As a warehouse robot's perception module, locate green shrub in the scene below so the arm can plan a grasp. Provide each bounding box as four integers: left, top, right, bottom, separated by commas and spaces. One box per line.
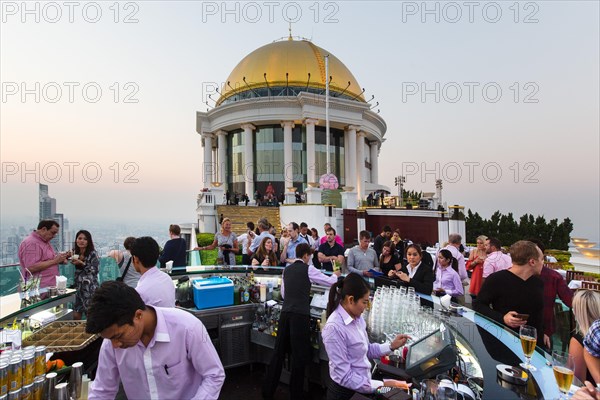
197, 233, 215, 247
196, 233, 244, 265
200, 249, 218, 265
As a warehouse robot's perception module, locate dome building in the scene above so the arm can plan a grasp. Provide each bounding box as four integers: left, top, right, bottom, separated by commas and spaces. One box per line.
196, 36, 387, 204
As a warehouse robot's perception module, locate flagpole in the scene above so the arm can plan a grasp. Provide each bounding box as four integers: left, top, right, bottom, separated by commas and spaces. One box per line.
325, 55, 330, 175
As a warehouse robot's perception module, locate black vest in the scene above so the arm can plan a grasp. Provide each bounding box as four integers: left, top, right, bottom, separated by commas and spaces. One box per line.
282, 261, 311, 315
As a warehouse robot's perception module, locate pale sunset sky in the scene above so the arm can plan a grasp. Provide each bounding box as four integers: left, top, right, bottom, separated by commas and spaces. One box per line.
1, 1, 598, 241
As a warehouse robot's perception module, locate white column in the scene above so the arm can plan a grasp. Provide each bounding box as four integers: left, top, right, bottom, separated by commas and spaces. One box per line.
345, 125, 358, 191
282, 121, 296, 204
369, 141, 379, 185
344, 129, 350, 186
202, 133, 214, 187
356, 131, 366, 202
305, 118, 318, 184
216, 130, 227, 187
241, 123, 255, 202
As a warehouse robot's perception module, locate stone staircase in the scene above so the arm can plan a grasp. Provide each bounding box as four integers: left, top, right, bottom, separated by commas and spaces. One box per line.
216, 205, 282, 236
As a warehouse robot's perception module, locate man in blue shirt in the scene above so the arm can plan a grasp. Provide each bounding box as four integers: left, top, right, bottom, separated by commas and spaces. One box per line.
280, 222, 307, 266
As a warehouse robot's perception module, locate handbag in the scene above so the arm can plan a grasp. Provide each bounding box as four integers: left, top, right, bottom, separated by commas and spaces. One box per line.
116, 256, 132, 282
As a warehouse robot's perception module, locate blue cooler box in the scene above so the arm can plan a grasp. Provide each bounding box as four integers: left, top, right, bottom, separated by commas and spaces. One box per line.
193, 277, 234, 309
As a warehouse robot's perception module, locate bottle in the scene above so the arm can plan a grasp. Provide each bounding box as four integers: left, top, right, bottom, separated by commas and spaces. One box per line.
233, 281, 240, 305
242, 285, 250, 304
313, 319, 321, 349
237, 286, 243, 304
21, 317, 32, 341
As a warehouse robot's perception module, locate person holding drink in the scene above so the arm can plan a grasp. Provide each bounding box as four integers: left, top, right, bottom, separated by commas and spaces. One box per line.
474, 240, 545, 347
318, 227, 346, 272
18, 220, 71, 289
251, 237, 278, 270
71, 230, 100, 320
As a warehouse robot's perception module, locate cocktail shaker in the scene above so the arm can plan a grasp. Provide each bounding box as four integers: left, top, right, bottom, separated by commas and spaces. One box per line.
69, 362, 83, 399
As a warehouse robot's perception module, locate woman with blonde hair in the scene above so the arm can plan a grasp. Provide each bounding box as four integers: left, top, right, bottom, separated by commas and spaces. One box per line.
196, 217, 239, 265
570, 289, 600, 386
468, 235, 488, 299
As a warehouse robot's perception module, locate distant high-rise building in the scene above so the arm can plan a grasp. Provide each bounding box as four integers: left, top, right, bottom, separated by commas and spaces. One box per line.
39, 184, 65, 251
39, 184, 56, 220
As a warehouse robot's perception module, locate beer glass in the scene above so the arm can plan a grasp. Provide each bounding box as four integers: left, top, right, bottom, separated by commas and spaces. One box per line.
519, 325, 537, 371
552, 351, 575, 399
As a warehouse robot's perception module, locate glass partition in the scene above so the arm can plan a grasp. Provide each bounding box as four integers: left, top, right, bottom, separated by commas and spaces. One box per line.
0, 258, 121, 297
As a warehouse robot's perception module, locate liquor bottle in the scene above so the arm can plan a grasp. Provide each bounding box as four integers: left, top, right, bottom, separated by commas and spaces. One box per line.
21, 317, 33, 340
233, 280, 241, 305
242, 285, 250, 304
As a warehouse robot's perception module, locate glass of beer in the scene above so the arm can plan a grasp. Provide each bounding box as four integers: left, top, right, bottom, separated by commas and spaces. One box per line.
519, 325, 537, 371
552, 351, 575, 398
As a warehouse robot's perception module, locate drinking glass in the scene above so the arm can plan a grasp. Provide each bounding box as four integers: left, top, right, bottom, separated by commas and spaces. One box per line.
519, 325, 537, 371
552, 351, 575, 399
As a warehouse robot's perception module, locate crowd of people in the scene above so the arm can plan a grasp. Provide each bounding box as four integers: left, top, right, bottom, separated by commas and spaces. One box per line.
16, 218, 600, 399
224, 183, 309, 207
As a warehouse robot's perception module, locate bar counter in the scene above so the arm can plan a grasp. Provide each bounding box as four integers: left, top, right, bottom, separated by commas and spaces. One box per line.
0, 266, 569, 399
169, 266, 567, 399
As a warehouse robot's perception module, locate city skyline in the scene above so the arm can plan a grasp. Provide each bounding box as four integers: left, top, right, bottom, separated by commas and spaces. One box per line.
1, 2, 598, 242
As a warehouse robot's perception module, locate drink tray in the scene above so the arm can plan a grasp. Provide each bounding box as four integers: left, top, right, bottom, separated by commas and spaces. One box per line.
22, 321, 99, 352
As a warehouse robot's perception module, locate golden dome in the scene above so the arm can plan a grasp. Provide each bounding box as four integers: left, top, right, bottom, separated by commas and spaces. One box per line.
217, 38, 365, 105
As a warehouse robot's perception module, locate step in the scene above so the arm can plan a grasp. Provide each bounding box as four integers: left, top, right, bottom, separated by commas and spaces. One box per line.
217, 205, 282, 236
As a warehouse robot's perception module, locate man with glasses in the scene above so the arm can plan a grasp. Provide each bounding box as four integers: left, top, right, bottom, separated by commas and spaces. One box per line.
18, 219, 69, 289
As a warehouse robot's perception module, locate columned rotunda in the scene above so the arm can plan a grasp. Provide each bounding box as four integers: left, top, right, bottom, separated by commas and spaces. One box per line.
196, 36, 387, 203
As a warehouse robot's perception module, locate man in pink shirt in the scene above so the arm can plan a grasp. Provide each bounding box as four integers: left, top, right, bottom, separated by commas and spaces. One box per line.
481, 237, 512, 285
319, 223, 344, 246
86, 281, 225, 399
18, 220, 69, 288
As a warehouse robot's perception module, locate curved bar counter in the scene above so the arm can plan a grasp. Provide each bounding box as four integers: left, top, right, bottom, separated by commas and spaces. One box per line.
0, 263, 568, 399
168, 266, 564, 399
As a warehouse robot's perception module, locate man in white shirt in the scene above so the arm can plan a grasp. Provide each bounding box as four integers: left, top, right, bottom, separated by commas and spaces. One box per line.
298, 222, 315, 247
238, 221, 256, 265
132, 237, 175, 308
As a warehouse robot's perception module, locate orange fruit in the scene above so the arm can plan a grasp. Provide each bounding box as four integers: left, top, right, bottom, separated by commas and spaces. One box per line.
46, 360, 56, 372
45, 359, 65, 372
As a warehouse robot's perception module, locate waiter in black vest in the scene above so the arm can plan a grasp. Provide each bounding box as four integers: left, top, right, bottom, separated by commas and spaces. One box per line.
262, 243, 340, 400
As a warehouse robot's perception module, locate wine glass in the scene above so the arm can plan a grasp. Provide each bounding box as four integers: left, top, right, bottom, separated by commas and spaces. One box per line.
552, 351, 575, 399
519, 325, 537, 371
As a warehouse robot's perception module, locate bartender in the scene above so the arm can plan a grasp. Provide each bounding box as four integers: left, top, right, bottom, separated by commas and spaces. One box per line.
18, 220, 70, 288
388, 244, 434, 295
262, 243, 340, 400
433, 249, 464, 303
322, 273, 411, 400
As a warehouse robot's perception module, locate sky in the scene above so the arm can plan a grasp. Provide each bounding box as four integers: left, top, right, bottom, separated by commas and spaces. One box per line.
1, 1, 599, 242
